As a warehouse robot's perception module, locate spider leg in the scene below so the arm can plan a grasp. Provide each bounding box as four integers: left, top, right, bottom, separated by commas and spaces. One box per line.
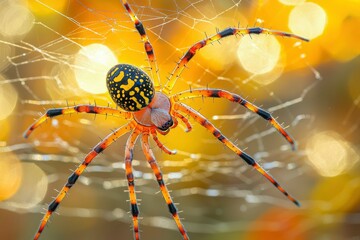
33, 123, 133, 240
122, 0, 161, 90
171, 88, 295, 149
24, 104, 131, 138
172, 110, 193, 133
174, 102, 300, 207
141, 133, 189, 240
150, 128, 177, 155
172, 115, 179, 129
124, 129, 141, 240
163, 27, 309, 94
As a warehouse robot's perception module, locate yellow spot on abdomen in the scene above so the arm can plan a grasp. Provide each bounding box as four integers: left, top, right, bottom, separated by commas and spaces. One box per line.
130, 97, 143, 109
121, 79, 135, 91
140, 92, 149, 105
114, 71, 125, 82
110, 67, 119, 77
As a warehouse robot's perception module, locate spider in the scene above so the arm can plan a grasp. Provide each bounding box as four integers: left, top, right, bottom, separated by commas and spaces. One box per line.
24, 1, 309, 239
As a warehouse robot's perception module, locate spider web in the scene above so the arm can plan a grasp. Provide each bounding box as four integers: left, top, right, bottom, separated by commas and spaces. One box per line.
1, 0, 359, 240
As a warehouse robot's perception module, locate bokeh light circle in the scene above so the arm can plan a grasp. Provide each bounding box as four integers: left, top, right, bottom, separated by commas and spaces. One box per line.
305, 131, 359, 177
0, 153, 22, 201
0, 76, 18, 120
237, 34, 281, 74
0, 3, 34, 38
74, 44, 118, 94
7, 163, 48, 209
289, 2, 327, 39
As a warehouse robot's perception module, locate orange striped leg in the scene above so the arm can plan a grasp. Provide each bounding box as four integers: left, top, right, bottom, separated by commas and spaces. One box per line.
150, 129, 177, 155
33, 123, 133, 240
124, 130, 141, 240
122, 0, 161, 90
171, 89, 296, 149
163, 27, 309, 94
172, 110, 192, 133
174, 103, 300, 207
24, 105, 131, 138
172, 115, 179, 129
141, 134, 189, 240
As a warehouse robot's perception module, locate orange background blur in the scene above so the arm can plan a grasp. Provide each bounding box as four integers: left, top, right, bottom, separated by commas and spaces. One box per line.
0, 0, 359, 239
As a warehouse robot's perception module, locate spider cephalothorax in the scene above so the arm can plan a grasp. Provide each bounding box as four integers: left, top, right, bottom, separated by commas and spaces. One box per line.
25, 1, 309, 240
132, 91, 174, 132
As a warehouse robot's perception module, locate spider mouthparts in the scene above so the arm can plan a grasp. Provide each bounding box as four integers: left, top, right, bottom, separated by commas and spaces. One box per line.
157, 119, 174, 131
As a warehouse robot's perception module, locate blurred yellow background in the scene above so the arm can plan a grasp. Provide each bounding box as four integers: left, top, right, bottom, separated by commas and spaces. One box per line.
0, 0, 359, 239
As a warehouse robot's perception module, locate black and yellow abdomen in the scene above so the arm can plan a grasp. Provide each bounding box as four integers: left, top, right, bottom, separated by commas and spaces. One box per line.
107, 64, 155, 111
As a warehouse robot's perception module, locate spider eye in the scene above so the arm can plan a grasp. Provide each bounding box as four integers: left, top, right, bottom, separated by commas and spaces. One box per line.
106, 64, 155, 111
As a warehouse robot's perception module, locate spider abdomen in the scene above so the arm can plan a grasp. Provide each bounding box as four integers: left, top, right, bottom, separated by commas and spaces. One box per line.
107, 64, 155, 111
